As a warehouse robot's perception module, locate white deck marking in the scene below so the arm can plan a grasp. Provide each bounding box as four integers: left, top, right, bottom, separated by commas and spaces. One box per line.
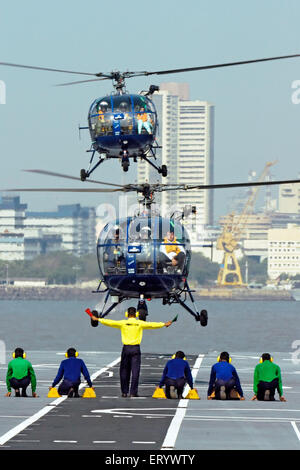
132, 441, 156, 444
185, 415, 300, 422
113, 415, 133, 418
101, 396, 120, 399
291, 421, 300, 442
161, 354, 204, 450
53, 440, 77, 443
0, 356, 121, 446
91, 407, 176, 417
93, 440, 116, 444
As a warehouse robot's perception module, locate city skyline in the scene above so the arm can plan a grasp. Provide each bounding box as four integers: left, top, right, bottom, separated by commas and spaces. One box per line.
1, 1, 300, 220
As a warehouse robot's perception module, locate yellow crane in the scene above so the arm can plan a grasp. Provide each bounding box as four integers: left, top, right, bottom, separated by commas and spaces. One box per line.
216, 161, 277, 286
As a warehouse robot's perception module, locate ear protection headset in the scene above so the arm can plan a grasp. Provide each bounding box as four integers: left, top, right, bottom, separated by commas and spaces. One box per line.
172, 354, 186, 360
65, 349, 79, 358
125, 310, 139, 318
13, 350, 26, 359
259, 355, 273, 363
217, 354, 232, 363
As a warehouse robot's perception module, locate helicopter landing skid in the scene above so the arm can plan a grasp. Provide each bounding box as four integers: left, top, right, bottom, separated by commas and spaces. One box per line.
173, 293, 208, 326
90, 281, 206, 326
140, 154, 167, 177
81, 150, 106, 181
164, 281, 208, 326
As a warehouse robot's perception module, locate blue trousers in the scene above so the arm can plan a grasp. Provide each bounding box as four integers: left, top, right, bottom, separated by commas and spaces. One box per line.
120, 345, 141, 395
10, 376, 30, 396
257, 378, 279, 401
164, 377, 186, 398
214, 378, 236, 399
58, 379, 80, 396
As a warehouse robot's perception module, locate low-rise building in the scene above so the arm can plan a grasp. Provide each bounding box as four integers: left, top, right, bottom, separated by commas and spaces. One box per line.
26, 204, 96, 256
0, 195, 96, 260
268, 225, 300, 279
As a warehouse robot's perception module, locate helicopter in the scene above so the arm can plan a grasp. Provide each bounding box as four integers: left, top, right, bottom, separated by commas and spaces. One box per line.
2, 54, 300, 324
4, 168, 300, 325
1, 54, 300, 180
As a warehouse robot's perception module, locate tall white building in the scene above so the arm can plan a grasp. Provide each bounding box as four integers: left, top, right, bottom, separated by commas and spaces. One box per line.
138, 84, 214, 233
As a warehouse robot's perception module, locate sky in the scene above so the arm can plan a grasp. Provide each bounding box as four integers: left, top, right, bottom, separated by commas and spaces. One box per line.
1, 0, 300, 222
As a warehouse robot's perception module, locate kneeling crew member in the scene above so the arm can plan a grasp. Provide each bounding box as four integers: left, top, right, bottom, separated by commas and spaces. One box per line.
251, 353, 286, 402
91, 307, 173, 398
51, 348, 93, 397
207, 351, 244, 400
158, 351, 193, 399
6, 348, 37, 397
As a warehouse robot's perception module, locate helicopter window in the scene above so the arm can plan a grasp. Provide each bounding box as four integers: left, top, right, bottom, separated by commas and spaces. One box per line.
156, 231, 187, 275
113, 96, 132, 113
90, 98, 113, 137
132, 96, 156, 135
154, 220, 189, 275
110, 96, 134, 135
128, 219, 153, 241
128, 219, 154, 274
97, 224, 126, 275
132, 95, 153, 112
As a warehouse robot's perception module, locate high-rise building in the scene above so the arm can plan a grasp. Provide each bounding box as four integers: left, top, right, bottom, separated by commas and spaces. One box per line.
137, 84, 214, 232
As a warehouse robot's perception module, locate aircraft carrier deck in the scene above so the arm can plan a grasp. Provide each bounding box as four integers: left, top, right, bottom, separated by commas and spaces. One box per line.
0, 349, 298, 453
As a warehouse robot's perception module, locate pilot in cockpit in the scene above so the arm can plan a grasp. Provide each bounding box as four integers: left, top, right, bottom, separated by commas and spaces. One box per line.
159, 230, 186, 273
96, 101, 109, 135
103, 227, 125, 273
137, 226, 152, 273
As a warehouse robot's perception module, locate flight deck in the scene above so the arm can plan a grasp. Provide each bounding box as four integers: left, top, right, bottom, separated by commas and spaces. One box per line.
0, 350, 298, 451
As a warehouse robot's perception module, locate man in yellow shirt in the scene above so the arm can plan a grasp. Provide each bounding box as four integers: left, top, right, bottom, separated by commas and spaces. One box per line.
90, 307, 173, 397
159, 230, 186, 272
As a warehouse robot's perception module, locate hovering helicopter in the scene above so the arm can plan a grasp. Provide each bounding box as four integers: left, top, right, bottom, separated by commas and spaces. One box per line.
1, 53, 300, 180
5, 169, 300, 325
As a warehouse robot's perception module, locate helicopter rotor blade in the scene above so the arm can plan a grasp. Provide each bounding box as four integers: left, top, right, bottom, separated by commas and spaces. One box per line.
2, 54, 300, 88
0, 62, 97, 76
158, 178, 300, 192
23, 169, 125, 188
55, 77, 111, 87
130, 54, 300, 77
4, 178, 300, 197
1, 187, 123, 193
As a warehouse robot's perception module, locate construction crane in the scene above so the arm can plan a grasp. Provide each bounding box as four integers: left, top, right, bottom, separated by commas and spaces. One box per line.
216, 161, 277, 286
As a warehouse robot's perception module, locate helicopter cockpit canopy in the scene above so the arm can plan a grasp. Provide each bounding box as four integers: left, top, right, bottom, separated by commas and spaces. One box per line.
97, 216, 191, 278
88, 94, 157, 153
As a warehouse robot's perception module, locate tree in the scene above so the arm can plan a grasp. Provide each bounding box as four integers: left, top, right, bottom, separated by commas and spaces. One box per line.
0, 252, 99, 285
239, 256, 268, 284
189, 252, 219, 285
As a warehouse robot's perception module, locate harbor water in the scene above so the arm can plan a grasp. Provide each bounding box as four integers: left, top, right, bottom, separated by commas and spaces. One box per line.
0, 298, 298, 355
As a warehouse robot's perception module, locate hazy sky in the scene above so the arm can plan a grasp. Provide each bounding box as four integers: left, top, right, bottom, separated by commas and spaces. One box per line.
1, 0, 300, 221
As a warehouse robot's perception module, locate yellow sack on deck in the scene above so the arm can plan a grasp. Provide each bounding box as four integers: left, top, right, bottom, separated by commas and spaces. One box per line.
152, 387, 166, 399
48, 387, 61, 398
82, 387, 96, 398
185, 388, 200, 399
